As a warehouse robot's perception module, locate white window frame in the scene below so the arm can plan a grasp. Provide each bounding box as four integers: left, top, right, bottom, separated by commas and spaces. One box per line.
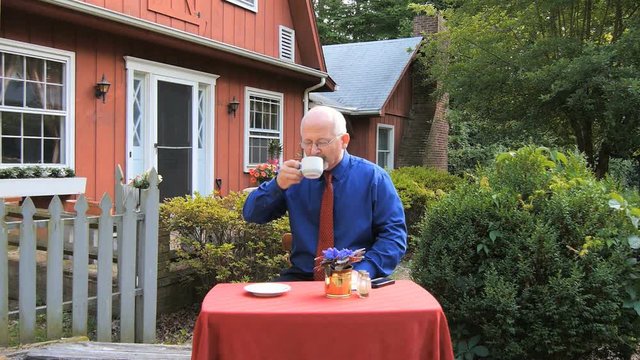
279, 26, 295, 62
243, 87, 283, 172
225, 0, 258, 13
376, 124, 395, 170
0, 38, 75, 169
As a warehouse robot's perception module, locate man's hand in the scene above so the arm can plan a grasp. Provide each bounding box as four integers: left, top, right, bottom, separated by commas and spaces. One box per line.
276, 159, 304, 190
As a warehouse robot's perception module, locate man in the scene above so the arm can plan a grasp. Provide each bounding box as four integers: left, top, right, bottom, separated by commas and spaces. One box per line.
243, 105, 407, 281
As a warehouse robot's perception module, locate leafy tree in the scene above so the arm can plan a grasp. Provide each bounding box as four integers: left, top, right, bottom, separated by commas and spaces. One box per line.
313, 0, 414, 44
313, 0, 352, 45
424, 0, 640, 178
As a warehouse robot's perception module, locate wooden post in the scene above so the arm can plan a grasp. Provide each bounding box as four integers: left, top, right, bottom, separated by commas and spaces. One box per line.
120, 192, 137, 343
46, 196, 64, 340
138, 168, 159, 343
0, 200, 8, 346
97, 194, 114, 342
72, 196, 89, 337
19, 198, 36, 343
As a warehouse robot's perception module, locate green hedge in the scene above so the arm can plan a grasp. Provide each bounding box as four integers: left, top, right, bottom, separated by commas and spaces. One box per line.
390, 166, 463, 257
160, 192, 290, 297
412, 146, 640, 359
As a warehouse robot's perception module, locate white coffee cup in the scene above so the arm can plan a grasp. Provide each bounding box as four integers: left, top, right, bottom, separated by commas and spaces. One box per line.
300, 156, 325, 179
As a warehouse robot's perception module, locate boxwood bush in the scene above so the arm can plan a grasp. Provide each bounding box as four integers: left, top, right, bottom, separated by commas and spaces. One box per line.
160, 192, 290, 297
412, 146, 640, 359
390, 166, 463, 257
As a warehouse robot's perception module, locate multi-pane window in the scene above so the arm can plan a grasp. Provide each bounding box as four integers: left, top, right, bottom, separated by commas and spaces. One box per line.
377, 125, 394, 170
245, 88, 283, 168
0, 40, 72, 166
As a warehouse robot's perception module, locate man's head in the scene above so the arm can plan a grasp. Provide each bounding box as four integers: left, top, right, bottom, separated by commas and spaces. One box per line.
300, 106, 350, 171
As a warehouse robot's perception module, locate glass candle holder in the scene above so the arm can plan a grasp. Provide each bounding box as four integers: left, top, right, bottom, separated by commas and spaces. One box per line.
357, 270, 371, 298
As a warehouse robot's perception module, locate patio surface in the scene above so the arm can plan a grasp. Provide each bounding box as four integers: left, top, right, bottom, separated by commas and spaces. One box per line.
1, 339, 191, 359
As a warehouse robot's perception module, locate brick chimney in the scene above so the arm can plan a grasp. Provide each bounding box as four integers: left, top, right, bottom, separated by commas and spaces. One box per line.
397, 15, 449, 171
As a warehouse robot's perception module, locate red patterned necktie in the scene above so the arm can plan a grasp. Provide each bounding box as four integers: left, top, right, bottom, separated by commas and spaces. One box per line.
314, 172, 334, 280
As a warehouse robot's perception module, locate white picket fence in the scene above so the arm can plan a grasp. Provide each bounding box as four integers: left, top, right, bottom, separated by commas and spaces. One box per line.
0, 166, 159, 346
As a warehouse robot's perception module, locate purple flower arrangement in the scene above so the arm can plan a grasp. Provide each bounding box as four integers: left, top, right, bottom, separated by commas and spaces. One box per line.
314, 247, 366, 273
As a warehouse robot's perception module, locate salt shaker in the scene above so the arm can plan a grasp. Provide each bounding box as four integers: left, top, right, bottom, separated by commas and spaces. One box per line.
357, 270, 371, 298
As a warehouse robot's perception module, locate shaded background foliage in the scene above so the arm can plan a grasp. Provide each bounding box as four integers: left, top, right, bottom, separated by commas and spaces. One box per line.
423, 0, 640, 178
313, 0, 414, 44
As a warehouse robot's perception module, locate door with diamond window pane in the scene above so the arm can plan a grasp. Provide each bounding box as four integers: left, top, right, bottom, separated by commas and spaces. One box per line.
125, 57, 217, 198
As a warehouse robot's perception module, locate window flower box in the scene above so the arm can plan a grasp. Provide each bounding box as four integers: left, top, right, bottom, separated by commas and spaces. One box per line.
0, 177, 87, 198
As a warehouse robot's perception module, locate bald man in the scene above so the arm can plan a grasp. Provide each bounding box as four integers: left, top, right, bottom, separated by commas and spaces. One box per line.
243, 106, 407, 281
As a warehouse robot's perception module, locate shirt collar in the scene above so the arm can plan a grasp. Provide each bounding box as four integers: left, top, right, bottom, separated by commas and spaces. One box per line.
328, 151, 350, 181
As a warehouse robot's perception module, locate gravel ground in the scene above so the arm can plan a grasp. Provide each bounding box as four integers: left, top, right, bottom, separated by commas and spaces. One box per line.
156, 304, 199, 345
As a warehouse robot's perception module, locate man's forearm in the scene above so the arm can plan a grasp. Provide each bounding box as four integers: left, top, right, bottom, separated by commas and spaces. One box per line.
242, 181, 287, 224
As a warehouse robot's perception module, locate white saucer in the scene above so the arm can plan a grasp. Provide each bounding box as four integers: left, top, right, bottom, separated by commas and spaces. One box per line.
244, 283, 291, 297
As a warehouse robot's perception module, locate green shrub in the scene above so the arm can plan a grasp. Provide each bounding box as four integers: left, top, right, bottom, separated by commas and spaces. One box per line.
412, 146, 640, 359
390, 166, 463, 257
160, 192, 290, 297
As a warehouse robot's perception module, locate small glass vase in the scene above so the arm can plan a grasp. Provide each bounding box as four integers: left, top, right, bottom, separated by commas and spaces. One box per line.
324, 266, 352, 299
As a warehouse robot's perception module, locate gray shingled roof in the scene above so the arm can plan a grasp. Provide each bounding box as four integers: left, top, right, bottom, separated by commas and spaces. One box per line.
310, 36, 423, 115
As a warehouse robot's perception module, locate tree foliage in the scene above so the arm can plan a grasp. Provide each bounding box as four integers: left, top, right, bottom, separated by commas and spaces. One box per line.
425, 0, 640, 177
313, 0, 414, 44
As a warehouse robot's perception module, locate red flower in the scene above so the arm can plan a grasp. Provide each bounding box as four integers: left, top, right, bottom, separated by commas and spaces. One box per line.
248, 162, 278, 184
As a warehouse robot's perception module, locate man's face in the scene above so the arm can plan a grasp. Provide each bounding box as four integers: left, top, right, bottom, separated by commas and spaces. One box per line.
300, 112, 349, 171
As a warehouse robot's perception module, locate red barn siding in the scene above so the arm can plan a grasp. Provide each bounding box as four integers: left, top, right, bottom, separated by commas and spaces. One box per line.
345, 117, 370, 161
383, 71, 412, 118
84, 0, 302, 64
1, 5, 315, 200
347, 115, 406, 168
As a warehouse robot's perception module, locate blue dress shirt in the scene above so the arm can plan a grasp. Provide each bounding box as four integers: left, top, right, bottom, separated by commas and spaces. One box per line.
242, 152, 407, 279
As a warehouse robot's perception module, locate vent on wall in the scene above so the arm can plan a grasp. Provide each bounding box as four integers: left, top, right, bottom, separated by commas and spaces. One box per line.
279, 26, 295, 62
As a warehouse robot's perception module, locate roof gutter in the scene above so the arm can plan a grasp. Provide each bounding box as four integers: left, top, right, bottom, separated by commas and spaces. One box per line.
308, 96, 381, 116
303, 77, 326, 115
36, 0, 330, 80
342, 109, 383, 116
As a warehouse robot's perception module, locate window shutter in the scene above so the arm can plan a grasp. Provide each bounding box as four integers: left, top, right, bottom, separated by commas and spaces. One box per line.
279, 26, 295, 62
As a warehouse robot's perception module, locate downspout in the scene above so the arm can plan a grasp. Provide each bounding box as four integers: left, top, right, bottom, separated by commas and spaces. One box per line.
303, 77, 326, 115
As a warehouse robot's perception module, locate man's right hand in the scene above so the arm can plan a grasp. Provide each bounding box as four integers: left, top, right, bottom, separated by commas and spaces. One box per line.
276, 159, 304, 190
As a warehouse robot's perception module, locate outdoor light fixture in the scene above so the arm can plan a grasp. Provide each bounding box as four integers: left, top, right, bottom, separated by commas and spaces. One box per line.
95, 74, 111, 103
228, 96, 240, 117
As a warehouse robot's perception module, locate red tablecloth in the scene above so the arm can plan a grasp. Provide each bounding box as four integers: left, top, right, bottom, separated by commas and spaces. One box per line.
191, 280, 454, 360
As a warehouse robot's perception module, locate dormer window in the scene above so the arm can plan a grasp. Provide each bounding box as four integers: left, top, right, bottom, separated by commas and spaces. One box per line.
225, 0, 257, 13
279, 26, 295, 62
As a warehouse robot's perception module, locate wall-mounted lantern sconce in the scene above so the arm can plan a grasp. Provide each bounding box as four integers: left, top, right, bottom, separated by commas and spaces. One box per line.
95, 74, 111, 103
228, 96, 240, 117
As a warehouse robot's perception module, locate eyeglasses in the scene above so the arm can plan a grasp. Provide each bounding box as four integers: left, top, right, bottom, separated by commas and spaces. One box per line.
300, 134, 344, 149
